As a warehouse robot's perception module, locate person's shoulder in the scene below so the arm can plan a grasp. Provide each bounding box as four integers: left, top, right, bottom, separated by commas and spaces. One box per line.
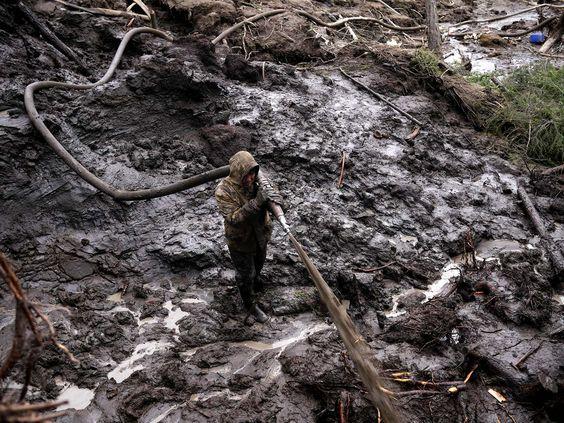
215, 178, 233, 197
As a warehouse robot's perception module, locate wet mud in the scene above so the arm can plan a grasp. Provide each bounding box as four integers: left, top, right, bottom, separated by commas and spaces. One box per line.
1, 1, 562, 422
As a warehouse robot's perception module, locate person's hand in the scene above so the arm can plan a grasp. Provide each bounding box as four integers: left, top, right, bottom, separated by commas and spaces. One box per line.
255, 185, 270, 206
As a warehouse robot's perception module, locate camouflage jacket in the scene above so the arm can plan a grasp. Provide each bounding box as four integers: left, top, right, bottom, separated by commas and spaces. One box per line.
215, 151, 272, 253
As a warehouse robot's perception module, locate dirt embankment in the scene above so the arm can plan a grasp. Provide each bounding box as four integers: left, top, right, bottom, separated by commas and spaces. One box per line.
1, 1, 562, 422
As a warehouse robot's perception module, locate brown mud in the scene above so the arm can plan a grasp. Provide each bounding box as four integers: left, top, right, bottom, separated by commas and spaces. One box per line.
1, 1, 563, 422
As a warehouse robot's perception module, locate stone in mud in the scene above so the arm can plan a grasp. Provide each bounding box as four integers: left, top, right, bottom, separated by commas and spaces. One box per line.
223, 54, 260, 82
397, 288, 426, 310
60, 258, 95, 280
478, 33, 507, 47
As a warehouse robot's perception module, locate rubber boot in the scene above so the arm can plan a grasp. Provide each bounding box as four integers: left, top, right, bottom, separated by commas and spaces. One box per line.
251, 304, 268, 323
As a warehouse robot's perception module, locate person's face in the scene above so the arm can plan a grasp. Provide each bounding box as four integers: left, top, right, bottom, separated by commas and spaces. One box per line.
243, 171, 256, 188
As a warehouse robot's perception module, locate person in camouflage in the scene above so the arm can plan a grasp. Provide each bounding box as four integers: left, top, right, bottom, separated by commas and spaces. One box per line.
215, 151, 282, 323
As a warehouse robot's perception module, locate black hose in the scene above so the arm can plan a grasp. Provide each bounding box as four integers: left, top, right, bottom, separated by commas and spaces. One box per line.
24, 27, 230, 201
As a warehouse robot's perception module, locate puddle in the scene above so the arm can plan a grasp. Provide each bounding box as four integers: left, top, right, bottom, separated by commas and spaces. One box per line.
163, 300, 189, 334
141, 402, 186, 423
385, 262, 462, 318
108, 340, 171, 383
190, 389, 247, 403
236, 320, 331, 352
55, 383, 95, 411
107, 292, 123, 302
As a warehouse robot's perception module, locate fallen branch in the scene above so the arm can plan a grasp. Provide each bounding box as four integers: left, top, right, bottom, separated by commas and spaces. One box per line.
356, 261, 397, 273
340, 68, 424, 126
294, 9, 425, 32
54, 0, 150, 21
212, 9, 286, 45
497, 16, 556, 37
0, 401, 67, 423
0, 253, 77, 384
512, 341, 544, 370
18, 1, 89, 73
517, 183, 564, 276
451, 4, 564, 28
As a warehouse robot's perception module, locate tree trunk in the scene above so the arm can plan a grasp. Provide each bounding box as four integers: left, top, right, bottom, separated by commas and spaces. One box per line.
426, 0, 441, 53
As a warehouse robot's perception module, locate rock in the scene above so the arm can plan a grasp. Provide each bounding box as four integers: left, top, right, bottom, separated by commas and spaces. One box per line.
397, 289, 426, 310
478, 33, 507, 47
60, 258, 95, 280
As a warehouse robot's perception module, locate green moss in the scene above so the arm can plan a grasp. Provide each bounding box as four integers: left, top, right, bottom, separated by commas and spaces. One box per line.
412, 48, 441, 77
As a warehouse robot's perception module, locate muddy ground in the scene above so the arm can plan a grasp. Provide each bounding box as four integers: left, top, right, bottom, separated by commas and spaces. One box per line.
1, 0, 563, 422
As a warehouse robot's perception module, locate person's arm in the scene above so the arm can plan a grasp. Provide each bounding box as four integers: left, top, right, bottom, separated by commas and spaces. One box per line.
216, 186, 268, 226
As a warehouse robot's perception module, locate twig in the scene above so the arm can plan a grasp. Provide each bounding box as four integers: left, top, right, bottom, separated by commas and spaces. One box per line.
375, 0, 402, 16
340, 68, 424, 126
517, 184, 564, 275
512, 341, 544, 370
18, 1, 89, 74
355, 261, 397, 273
54, 0, 150, 21
337, 151, 347, 188
451, 4, 564, 27
212, 9, 287, 45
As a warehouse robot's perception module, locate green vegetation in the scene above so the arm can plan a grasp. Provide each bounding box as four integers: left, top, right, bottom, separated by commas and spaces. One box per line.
412, 48, 441, 77
485, 62, 563, 165
464, 71, 501, 91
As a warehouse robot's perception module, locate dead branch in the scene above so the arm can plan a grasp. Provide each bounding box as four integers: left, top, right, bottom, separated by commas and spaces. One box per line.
18, 1, 89, 74
212, 9, 286, 45
517, 184, 564, 276
54, 0, 150, 21
340, 68, 425, 126
451, 4, 564, 28
0, 401, 67, 423
512, 341, 544, 370
294, 9, 425, 32
497, 16, 556, 37
539, 13, 564, 53
0, 253, 78, 393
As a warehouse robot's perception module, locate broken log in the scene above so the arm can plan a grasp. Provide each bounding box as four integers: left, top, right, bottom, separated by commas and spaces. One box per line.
451, 4, 564, 28
18, 1, 89, 73
497, 17, 556, 37
517, 184, 564, 277
425, 0, 441, 53
539, 13, 564, 53
339, 68, 424, 126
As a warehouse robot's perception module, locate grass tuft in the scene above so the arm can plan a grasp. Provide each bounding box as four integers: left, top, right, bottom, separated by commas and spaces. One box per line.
480, 62, 563, 165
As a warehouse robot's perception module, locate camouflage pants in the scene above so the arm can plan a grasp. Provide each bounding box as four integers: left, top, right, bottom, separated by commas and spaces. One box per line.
228, 245, 267, 310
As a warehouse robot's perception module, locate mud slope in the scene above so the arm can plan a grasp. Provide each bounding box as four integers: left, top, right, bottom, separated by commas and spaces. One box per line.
1, 1, 562, 422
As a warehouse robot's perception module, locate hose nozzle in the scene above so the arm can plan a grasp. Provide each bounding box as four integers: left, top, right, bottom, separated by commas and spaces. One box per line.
269, 201, 291, 235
